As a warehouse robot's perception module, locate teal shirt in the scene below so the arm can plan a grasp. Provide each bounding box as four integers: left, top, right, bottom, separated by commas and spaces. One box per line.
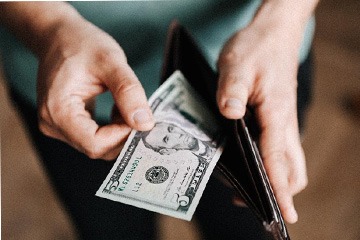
0, 1, 315, 122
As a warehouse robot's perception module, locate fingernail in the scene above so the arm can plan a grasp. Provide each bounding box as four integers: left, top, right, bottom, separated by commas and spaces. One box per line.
225, 98, 245, 114
225, 98, 243, 109
133, 109, 152, 124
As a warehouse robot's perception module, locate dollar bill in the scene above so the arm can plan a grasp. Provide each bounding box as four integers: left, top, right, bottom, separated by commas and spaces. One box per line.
96, 70, 225, 221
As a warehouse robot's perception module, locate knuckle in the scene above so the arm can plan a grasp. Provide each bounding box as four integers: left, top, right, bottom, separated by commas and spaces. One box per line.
260, 97, 294, 122
47, 102, 66, 126
38, 106, 57, 137
84, 147, 101, 160
83, 142, 107, 160
218, 50, 243, 67
102, 152, 119, 161
38, 104, 51, 122
218, 72, 240, 87
114, 80, 142, 96
95, 48, 125, 66
260, 77, 297, 100
38, 120, 53, 137
290, 174, 308, 194
296, 176, 308, 191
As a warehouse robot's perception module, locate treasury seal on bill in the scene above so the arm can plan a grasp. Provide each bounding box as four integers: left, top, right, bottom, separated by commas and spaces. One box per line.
145, 166, 170, 184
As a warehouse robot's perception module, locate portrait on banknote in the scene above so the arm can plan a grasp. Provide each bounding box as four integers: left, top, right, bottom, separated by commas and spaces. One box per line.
139, 120, 217, 162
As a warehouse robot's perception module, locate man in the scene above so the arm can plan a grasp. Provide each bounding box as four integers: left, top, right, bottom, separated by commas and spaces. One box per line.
141, 122, 217, 161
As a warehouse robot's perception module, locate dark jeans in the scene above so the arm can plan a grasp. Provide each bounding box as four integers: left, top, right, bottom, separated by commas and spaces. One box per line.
7, 52, 313, 240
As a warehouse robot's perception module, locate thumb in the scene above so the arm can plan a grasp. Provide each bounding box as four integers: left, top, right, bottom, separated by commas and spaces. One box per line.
104, 62, 155, 131
217, 54, 255, 120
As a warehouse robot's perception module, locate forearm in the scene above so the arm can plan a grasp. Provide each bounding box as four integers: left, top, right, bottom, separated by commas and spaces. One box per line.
247, 0, 319, 58
254, 0, 319, 26
0, 2, 83, 57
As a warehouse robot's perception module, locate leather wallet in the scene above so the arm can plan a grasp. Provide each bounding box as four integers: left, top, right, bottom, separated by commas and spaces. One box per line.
160, 20, 290, 240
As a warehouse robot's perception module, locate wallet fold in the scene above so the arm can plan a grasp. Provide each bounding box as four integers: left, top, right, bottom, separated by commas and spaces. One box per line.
160, 20, 290, 240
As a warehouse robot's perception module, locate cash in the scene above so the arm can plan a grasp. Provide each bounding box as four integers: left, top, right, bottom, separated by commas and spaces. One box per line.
96, 70, 225, 221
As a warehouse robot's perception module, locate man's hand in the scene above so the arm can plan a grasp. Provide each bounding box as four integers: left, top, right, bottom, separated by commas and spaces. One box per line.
0, 2, 155, 160
216, 0, 318, 223
36, 15, 155, 160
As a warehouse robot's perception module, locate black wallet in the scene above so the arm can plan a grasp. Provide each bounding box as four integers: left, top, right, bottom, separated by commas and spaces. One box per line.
160, 21, 290, 240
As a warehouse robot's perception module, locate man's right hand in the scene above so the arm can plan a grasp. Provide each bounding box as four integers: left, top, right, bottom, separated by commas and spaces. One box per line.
0, 2, 155, 160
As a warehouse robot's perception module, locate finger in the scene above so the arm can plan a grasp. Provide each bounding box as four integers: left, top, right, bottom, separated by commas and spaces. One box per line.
38, 103, 72, 143
103, 62, 155, 131
270, 167, 298, 224
217, 54, 255, 119
38, 116, 67, 142
101, 105, 132, 160
258, 93, 298, 223
55, 98, 131, 159
286, 111, 308, 195
100, 140, 127, 161
262, 143, 298, 223
262, 141, 298, 223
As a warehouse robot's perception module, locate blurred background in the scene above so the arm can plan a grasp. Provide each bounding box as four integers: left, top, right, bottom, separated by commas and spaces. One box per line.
1, 0, 360, 239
